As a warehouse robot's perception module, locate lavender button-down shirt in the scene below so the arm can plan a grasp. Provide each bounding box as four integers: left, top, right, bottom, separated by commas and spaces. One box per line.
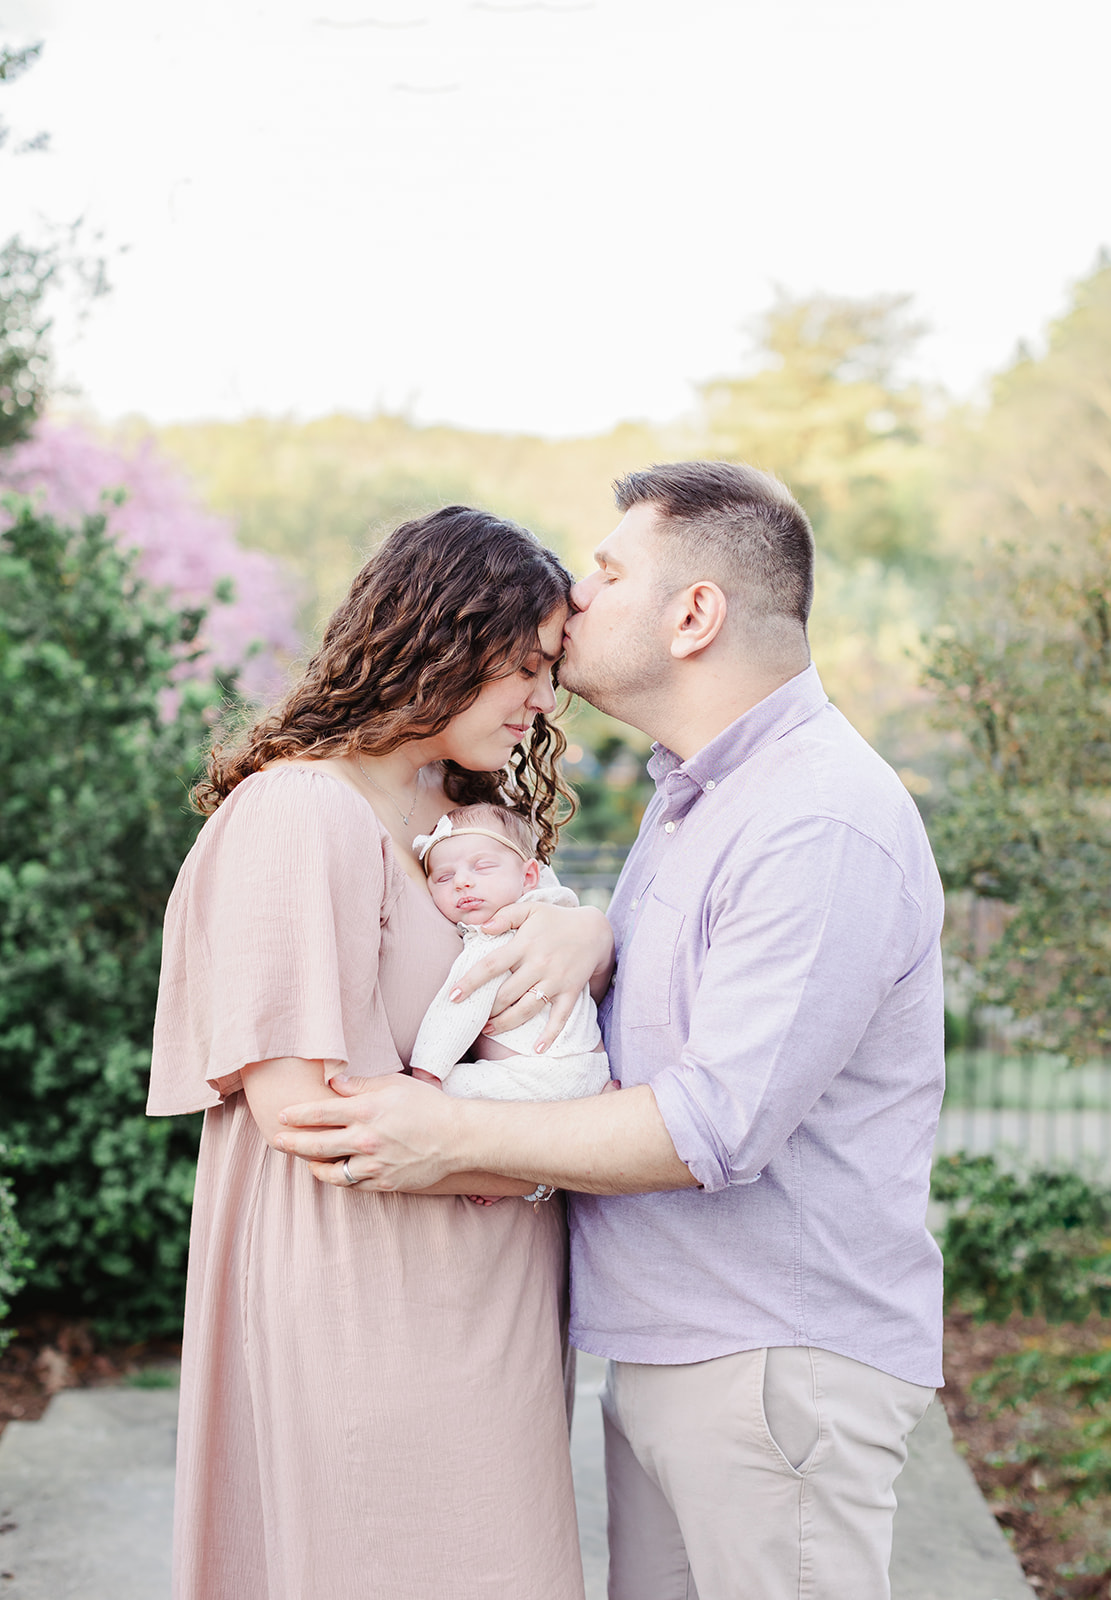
568, 666, 945, 1388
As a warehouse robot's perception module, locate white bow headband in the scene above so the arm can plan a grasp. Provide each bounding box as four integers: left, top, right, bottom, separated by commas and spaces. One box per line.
412, 813, 533, 875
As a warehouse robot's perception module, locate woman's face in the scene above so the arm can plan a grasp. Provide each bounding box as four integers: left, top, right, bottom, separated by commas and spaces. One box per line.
434, 607, 566, 772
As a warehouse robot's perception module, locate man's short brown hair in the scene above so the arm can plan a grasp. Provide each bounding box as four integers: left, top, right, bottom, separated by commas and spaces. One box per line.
614, 460, 814, 629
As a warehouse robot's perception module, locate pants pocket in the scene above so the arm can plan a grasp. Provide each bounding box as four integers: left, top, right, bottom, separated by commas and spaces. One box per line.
760, 1346, 821, 1475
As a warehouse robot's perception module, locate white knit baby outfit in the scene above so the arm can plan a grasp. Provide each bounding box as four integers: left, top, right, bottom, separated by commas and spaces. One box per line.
409, 884, 611, 1101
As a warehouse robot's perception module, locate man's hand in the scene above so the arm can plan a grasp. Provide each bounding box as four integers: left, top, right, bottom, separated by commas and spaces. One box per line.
277, 1073, 462, 1190
450, 901, 614, 1049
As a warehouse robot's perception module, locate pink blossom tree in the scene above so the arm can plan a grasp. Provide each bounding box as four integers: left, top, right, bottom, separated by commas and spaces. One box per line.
0, 421, 300, 700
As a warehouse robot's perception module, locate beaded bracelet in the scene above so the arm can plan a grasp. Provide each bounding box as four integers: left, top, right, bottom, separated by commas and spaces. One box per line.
523, 1182, 557, 1204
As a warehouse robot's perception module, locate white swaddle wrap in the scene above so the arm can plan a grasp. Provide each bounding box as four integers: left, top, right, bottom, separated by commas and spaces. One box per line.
409, 882, 611, 1101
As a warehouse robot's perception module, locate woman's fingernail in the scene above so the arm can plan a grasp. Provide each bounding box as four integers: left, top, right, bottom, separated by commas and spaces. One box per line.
334, 1073, 351, 1084
536, 1040, 548, 1054
274, 1136, 285, 1150
449, 988, 462, 1002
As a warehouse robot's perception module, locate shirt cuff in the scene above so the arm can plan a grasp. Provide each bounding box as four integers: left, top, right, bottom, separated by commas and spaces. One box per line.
650, 1069, 763, 1193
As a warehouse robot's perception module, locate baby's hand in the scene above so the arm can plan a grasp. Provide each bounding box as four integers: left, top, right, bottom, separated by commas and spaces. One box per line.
465, 1194, 505, 1206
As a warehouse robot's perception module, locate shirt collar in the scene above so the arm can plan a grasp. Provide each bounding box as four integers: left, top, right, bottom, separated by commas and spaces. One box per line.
646, 664, 829, 813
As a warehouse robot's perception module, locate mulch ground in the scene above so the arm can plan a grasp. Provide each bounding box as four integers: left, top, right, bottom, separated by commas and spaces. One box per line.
0, 1314, 181, 1437
941, 1310, 1111, 1599
3, 1310, 1109, 1595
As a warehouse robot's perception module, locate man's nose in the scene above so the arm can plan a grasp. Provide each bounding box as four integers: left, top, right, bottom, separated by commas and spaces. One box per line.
569, 574, 595, 612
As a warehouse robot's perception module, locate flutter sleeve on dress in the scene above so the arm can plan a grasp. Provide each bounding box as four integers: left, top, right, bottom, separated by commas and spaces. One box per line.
147, 767, 404, 1116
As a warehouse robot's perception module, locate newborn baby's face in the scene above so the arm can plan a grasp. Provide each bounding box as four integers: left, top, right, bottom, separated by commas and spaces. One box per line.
426, 836, 532, 926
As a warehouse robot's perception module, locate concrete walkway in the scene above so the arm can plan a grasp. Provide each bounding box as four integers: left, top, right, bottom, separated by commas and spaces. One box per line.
0, 1356, 1034, 1599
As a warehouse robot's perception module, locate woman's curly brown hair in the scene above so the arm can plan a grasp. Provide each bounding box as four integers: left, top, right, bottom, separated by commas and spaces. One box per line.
194, 506, 576, 859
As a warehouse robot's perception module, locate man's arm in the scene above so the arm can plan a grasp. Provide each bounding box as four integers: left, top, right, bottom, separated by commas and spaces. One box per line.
277, 1074, 698, 1194
277, 819, 925, 1198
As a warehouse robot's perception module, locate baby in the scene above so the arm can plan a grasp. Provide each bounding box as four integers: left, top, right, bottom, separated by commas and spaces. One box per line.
409, 804, 612, 1100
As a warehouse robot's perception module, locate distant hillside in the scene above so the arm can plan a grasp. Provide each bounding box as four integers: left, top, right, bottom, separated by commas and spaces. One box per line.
155, 412, 689, 633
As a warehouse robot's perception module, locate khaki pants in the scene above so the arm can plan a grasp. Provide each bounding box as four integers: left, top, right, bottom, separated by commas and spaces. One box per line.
602, 1346, 933, 1600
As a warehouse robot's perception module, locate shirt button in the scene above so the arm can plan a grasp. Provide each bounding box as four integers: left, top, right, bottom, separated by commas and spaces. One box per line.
664, 821, 676, 834
631, 898, 639, 909
704, 779, 716, 791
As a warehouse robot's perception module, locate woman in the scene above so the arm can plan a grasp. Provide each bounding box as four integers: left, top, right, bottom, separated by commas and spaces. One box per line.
147, 507, 612, 1600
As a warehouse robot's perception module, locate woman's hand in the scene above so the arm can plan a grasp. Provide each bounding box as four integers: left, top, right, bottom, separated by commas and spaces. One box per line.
450, 902, 614, 1050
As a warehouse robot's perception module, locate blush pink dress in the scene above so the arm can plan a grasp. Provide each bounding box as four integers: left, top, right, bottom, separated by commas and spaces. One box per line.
148, 766, 584, 1600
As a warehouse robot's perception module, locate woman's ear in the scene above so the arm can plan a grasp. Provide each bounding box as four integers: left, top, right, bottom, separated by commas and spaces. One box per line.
523, 859, 542, 891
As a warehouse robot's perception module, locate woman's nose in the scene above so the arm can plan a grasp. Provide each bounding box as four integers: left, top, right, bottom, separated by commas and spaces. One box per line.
528, 669, 558, 715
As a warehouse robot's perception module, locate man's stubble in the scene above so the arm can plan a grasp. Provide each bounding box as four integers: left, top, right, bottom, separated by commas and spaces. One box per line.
559, 624, 672, 730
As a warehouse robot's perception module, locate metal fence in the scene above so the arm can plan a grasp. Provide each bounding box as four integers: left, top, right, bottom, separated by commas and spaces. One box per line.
938, 1049, 1111, 1173
552, 842, 630, 910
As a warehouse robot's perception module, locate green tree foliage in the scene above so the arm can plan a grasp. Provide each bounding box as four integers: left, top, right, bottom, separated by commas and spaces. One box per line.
699, 291, 936, 568
926, 262, 1111, 1061
559, 705, 654, 847
0, 499, 215, 1339
0, 235, 53, 447
0, 1142, 32, 1353
0, 40, 53, 448
933, 1154, 1111, 1324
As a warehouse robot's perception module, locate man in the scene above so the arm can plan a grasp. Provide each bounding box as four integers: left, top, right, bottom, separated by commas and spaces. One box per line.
280, 461, 945, 1600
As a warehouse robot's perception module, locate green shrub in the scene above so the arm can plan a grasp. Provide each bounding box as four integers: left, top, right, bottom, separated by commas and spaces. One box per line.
0, 1142, 32, 1353
974, 1345, 1111, 1508
933, 1153, 1111, 1323
0, 498, 220, 1340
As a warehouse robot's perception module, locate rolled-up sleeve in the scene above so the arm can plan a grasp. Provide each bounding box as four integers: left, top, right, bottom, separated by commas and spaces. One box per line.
648, 816, 925, 1191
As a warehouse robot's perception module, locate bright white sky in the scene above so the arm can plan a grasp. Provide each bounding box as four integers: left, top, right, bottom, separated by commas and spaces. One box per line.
2, 0, 1109, 436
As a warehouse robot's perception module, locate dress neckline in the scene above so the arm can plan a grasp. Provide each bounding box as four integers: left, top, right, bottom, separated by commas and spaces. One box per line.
249, 762, 442, 904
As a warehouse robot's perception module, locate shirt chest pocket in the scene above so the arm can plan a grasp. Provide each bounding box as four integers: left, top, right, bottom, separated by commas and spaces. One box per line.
620, 893, 686, 1029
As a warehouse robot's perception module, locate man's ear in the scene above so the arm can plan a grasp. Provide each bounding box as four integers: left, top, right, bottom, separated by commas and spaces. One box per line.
523, 858, 542, 891
669, 581, 728, 660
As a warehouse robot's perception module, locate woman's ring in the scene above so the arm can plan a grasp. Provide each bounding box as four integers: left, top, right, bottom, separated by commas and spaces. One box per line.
532, 987, 550, 1005
342, 1157, 357, 1186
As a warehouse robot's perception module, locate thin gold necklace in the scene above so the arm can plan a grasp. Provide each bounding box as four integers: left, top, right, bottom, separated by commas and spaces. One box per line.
356, 757, 422, 826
